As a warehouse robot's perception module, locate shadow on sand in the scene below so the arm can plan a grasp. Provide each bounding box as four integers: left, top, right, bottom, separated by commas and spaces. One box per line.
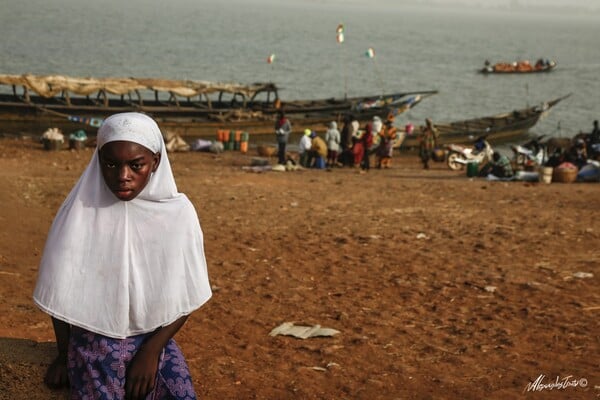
0, 337, 68, 399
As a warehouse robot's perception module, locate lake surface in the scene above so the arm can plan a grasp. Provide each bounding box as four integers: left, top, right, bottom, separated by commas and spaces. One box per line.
1, 0, 598, 141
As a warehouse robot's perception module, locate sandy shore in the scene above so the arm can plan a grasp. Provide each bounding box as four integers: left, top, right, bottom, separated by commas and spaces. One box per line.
0, 137, 598, 399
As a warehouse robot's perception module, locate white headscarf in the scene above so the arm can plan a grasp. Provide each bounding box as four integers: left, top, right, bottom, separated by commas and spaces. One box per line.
33, 112, 212, 339
372, 116, 383, 134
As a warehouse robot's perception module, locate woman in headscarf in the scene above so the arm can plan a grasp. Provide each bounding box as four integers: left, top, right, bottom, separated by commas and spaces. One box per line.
360, 121, 374, 172
34, 112, 212, 399
376, 119, 398, 169
308, 130, 328, 169
372, 115, 383, 136
339, 114, 355, 167
324, 121, 341, 168
298, 128, 313, 167
352, 129, 364, 167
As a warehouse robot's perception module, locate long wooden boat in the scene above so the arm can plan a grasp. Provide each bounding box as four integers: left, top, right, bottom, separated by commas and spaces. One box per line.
479, 59, 557, 74
398, 94, 570, 149
0, 73, 437, 138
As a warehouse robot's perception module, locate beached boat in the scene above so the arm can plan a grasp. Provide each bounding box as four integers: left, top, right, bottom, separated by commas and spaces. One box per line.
397, 94, 570, 149
0, 73, 437, 138
479, 59, 557, 74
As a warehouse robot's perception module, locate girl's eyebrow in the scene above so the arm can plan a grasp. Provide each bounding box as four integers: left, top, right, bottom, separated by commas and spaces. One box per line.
100, 154, 147, 163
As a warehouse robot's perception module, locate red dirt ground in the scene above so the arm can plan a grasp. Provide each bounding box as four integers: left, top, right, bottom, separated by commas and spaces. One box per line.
0, 137, 598, 399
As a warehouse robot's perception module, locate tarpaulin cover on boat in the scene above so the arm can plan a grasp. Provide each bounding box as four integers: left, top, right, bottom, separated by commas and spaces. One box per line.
0, 74, 276, 99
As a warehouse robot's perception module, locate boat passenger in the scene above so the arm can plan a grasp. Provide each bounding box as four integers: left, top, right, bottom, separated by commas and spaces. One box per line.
535, 58, 545, 69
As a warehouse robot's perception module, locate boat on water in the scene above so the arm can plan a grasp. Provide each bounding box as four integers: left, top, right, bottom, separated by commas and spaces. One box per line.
0, 73, 437, 138
397, 94, 570, 149
479, 59, 557, 74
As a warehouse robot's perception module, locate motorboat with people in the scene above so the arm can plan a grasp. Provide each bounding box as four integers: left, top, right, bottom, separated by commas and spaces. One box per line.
479, 59, 557, 74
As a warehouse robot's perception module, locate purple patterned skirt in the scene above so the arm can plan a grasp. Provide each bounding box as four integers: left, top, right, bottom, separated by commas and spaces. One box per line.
67, 326, 197, 399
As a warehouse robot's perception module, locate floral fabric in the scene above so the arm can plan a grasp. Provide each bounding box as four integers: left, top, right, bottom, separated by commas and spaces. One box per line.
68, 327, 196, 400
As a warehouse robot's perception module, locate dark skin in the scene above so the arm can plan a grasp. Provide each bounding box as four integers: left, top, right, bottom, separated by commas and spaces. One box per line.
98, 140, 161, 201
44, 317, 70, 389
44, 141, 192, 399
46, 316, 190, 399
124, 315, 190, 399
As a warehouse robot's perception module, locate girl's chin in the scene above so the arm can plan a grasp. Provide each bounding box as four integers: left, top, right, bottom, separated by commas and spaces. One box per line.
114, 190, 135, 201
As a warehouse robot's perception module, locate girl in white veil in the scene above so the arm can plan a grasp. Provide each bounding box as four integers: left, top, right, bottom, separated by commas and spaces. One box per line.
34, 112, 212, 399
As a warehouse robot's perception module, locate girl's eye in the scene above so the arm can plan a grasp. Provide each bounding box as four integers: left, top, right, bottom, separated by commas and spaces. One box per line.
105, 162, 116, 169
131, 163, 144, 170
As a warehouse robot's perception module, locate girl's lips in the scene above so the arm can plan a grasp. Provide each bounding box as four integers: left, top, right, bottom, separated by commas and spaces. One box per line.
113, 188, 133, 197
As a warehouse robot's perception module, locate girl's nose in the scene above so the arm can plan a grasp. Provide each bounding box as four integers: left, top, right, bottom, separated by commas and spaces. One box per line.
118, 165, 132, 180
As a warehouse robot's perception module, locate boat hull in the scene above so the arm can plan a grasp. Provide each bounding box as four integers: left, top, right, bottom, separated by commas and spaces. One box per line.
397, 95, 570, 149
0, 91, 436, 139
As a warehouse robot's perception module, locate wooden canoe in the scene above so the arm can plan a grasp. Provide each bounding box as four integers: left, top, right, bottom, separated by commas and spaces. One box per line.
0, 73, 437, 138
397, 94, 570, 149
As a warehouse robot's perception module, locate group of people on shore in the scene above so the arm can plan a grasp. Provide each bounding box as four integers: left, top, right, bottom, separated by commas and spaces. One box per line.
275, 111, 600, 181
275, 110, 436, 172
478, 120, 600, 180
545, 119, 600, 169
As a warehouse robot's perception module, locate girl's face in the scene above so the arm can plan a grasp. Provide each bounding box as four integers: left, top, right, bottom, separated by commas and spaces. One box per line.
99, 141, 160, 201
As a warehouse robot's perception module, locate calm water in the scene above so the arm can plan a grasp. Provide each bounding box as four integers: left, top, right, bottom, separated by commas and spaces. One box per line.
1, 0, 598, 140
